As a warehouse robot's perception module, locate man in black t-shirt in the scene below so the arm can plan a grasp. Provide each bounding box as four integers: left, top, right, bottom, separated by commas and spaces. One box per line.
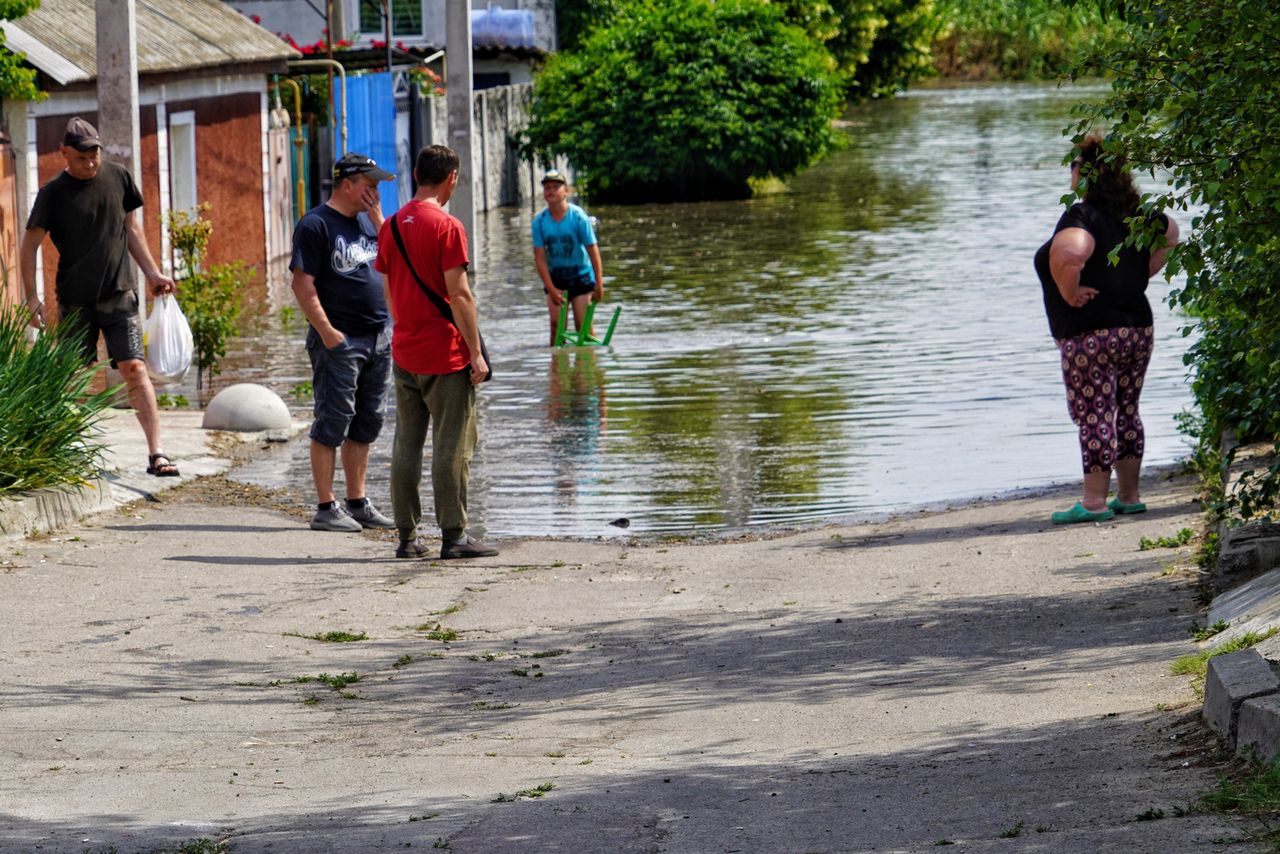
21, 116, 181, 478
289, 152, 396, 532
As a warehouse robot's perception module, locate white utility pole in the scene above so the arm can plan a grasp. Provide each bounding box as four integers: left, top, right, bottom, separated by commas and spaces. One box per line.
445, 0, 479, 273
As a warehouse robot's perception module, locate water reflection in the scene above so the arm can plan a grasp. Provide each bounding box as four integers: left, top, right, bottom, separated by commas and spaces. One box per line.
216, 82, 1195, 537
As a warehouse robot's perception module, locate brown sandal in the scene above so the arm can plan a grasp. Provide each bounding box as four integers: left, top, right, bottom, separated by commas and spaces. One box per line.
147, 453, 180, 477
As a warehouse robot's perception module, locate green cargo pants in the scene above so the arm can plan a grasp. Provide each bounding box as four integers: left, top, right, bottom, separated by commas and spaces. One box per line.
389, 364, 477, 541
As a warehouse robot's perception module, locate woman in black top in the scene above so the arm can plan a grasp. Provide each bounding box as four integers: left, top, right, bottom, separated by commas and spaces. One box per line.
1033, 132, 1179, 525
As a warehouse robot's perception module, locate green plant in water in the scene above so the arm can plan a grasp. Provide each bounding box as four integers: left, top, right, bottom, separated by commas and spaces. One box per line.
0, 305, 116, 496
167, 203, 249, 390
290, 380, 313, 399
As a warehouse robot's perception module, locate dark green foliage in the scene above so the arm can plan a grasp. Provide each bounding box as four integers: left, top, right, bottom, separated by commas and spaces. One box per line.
526, 0, 844, 202
932, 0, 1116, 80
0, 0, 43, 102
772, 0, 939, 98
554, 0, 621, 50
0, 305, 115, 496
1071, 0, 1280, 521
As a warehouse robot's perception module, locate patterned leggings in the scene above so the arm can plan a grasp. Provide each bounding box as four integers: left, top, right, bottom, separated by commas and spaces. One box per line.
1057, 326, 1154, 473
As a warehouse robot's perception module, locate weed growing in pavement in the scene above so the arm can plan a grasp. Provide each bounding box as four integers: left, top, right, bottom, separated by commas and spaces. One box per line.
530, 649, 569, 659
998, 821, 1024, 838
544, 751, 565, 758
290, 380, 313, 400
431, 604, 463, 616
472, 701, 516, 711
492, 782, 555, 802
1196, 755, 1280, 848
1171, 629, 1280, 694
393, 654, 413, 669
1197, 532, 1221, 570
177, 840, 228, 854
1140, 528, 1196, 550
1135, 807, 1166, 820
282, 630, 368, 643
417, 623, 458, 642
433, 839, 451, 849
511, 668, 528, 677
408, 813, 439, 821
1190, 619, 1230, 642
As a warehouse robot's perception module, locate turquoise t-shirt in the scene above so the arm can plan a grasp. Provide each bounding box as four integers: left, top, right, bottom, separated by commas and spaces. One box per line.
532, 204, 597, 280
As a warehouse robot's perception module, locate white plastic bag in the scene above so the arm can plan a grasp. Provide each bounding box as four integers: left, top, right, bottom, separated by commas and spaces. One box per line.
144, 293, 193, 384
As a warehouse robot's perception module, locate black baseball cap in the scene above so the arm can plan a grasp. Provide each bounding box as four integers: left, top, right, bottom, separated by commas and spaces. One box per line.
63, 117, 101, 151
333, 152, 394, 182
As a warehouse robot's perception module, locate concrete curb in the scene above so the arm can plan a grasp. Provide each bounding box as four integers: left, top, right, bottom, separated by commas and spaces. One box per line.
0, 476, 114, 539
1204, 648, 1280, 749
0, 408, 306, 541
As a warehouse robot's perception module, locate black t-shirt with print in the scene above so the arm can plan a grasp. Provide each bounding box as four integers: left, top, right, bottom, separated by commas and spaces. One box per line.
1033, 201, 1166, 340
26, 160, 143, 306
289, 203, 389, 336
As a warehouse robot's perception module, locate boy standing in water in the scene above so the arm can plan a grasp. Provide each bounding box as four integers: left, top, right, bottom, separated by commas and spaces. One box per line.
532, 170, 604, 346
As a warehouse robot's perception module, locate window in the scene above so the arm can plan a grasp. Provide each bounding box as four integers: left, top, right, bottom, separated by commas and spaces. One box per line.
168, 111, 197, 217
359, 0, 422, 36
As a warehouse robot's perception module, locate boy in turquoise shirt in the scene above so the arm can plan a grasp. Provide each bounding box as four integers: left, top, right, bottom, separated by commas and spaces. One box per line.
532, 170, 604, 345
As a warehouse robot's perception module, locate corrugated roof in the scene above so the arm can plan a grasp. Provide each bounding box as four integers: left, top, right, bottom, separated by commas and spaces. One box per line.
0, 0, 299, 86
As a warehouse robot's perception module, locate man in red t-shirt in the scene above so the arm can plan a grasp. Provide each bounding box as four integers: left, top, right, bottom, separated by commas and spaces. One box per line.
375, 145, 497, 560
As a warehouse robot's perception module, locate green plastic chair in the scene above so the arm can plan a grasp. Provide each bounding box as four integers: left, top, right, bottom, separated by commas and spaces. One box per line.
555, 299, 620, 347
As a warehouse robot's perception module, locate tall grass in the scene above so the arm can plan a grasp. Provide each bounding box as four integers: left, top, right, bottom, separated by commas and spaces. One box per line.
0, 305, 117, 496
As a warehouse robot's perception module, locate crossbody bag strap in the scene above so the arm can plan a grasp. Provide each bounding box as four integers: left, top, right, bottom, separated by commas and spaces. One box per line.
389, 213, 455, 325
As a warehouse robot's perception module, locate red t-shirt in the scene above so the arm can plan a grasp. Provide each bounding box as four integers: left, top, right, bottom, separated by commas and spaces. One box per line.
375, 199, 472, 375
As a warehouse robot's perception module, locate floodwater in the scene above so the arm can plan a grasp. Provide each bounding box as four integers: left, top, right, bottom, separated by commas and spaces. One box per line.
214, 82, 1195, 538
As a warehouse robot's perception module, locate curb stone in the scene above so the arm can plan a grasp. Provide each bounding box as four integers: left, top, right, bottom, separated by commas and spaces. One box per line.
1204, 648, 1280, 750
0, 475, 114, 539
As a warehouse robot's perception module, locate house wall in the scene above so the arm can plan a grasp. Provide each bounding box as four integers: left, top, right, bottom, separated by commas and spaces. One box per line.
17, 74, 274, 308
162, 91, 269, 277
231, 0, 554, 52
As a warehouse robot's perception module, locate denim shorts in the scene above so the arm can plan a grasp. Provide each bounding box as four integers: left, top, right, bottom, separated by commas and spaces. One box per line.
306, 324, 392, 447
59, 289, 144, 368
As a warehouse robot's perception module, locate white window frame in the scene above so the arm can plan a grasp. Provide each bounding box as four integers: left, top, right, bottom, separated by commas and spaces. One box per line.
168, 110, 198, 218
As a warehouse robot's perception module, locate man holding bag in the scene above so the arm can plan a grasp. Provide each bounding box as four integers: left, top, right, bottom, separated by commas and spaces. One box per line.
21, 117, 180, 477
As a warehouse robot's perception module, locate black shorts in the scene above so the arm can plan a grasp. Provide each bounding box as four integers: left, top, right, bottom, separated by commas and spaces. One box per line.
547, 269, 596, 299
59, 289, 144, 368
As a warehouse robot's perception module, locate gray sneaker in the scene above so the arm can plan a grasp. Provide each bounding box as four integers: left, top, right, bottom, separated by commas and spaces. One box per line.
440, 534, 499, 559
348, 500, 395, 529
310, 505, 362, 532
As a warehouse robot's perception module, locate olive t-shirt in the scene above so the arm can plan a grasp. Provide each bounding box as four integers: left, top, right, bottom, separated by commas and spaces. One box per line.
26, 161, 144, 306
1033, 201, 1165, 340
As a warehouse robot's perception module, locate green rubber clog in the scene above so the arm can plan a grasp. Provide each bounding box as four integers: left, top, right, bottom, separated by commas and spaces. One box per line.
1107, 497, 1147, 515
1050, 502, 1115, 525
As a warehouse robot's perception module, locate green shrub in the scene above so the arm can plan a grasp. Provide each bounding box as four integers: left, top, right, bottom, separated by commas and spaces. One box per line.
167, 204, 249, 390
0, 305, 116, 495
525, 0, 844, 202
1071, 1, 1280, 521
